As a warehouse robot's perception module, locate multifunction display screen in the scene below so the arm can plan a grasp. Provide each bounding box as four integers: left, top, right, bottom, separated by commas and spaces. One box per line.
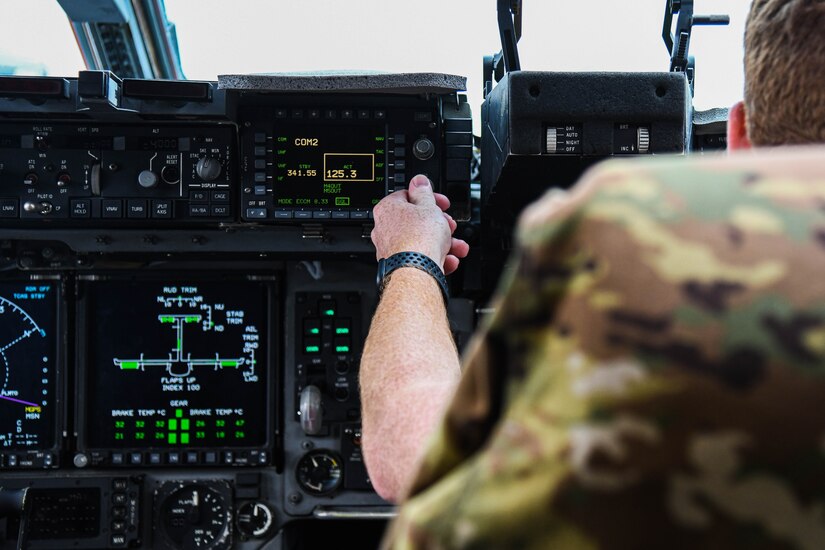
0, 281, 58, 451
272, 126, 387, 210
83, 280, 269, 449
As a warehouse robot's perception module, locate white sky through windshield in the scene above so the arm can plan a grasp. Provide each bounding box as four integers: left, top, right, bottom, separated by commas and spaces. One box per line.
0, 0, 749, 133
166, 0, 749, 130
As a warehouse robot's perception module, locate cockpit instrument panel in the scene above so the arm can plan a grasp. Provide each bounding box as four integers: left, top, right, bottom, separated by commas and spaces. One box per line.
0, 279, 60, 468
76, 277, 276, 468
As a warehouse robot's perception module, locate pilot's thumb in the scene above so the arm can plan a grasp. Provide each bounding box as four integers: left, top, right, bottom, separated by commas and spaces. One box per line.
408, 174, 435, 206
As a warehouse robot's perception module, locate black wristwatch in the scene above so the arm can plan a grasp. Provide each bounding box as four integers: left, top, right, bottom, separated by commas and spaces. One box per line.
376, 251, 449, 304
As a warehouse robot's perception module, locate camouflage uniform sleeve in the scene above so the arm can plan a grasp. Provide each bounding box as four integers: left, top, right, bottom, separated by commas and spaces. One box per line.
382, 154, 825, 550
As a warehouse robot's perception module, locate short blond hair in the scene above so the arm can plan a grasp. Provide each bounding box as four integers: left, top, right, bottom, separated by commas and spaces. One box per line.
744, 0, 825, 145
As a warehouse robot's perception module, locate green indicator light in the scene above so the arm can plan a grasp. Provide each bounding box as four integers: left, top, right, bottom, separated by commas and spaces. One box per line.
160, 316, 174, 323
169, 419, 178, 431
335, 197, 351, 206
120, 361, 139, 370
185, 316, 199, 323
181, 433, 190, 444
305, 346, 320, 353
181, 419, 190, 431
324, 309, 335, 316
176, 339, 181, 349
309, 328, 320, 335
176, 409, 183, 418
168, 433, 177, 444
221, 360, 238, 367
335, 328, 350, 335
336, 346, 350, 353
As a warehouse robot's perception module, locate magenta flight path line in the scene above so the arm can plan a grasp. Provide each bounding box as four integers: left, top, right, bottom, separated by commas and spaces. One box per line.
0, 394, 39, 408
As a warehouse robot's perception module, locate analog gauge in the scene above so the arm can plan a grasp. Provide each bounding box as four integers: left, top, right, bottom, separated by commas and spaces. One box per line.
296, 450, 343, 495
236, 502, 274, 539
158, 483, 231, 550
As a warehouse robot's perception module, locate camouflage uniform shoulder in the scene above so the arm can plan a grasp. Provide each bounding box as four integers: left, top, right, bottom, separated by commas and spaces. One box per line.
384, 146, 825, 550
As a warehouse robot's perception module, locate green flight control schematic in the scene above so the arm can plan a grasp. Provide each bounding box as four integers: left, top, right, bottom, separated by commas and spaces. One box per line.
113, 291, 259, 382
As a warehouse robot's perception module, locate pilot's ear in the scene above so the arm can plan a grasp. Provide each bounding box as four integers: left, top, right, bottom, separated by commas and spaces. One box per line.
727, 101, 752, 151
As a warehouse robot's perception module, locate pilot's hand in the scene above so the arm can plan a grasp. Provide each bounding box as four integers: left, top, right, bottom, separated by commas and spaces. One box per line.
371, 174, 469, 275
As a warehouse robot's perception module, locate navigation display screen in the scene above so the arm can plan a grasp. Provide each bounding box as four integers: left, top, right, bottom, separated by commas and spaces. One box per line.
0, 281, 58, 451
82, 280, 269, 449
272, 126, 387, 210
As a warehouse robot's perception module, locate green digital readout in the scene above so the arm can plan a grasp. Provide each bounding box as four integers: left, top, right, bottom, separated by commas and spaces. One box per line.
112, 409, 249, 445
273, 127, 387, 210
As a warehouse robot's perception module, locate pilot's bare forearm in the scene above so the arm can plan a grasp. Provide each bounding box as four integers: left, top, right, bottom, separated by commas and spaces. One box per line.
360, 268, 461, 503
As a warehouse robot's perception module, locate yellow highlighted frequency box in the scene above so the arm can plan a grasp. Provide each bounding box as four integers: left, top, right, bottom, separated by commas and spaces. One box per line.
323, 153, 375, 182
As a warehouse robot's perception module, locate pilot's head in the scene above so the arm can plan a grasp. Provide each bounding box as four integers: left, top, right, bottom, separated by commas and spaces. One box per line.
728, 0, 825, 150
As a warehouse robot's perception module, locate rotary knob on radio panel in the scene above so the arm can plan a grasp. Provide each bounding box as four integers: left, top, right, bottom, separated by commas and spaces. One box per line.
196, 157, 222, 181
412, 137, 435, 160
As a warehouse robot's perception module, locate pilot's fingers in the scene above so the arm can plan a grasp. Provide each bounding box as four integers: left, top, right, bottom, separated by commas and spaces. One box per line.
444, 255, 460, 275
407, 175, 437, 207
449, 238, 470, 259
434, 192, 451, 212
444, 213, 457, 233
382, 189, 409, 202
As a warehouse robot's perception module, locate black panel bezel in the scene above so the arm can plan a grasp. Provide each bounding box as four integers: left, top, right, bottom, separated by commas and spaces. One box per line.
0, 274, 64, 469
74, 272, 279, 468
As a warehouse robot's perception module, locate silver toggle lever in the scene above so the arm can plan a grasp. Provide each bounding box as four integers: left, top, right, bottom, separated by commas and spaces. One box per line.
299, 385, 323, 435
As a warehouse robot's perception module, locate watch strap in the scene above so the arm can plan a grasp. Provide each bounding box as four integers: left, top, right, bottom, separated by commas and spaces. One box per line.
377, 251, 449, 304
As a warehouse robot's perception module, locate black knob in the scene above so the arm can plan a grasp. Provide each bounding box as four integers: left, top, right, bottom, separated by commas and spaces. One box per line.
138, 170, 159, 188
412, 138, 435, 160
196, 157, 222, 181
